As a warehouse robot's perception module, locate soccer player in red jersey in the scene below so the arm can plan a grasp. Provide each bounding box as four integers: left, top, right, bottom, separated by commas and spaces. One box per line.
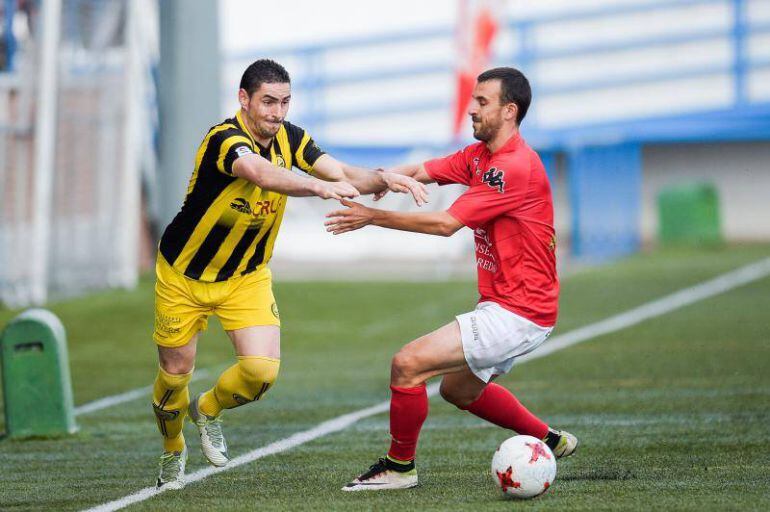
326, 67, 578, 491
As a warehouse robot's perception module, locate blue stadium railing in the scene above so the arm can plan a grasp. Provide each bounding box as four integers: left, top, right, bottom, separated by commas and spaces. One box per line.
226, 0, 770, 261
228, 0, 770, 148
2, 0, 17, 71
4, 1, 767, 261
5, 0, 768, 148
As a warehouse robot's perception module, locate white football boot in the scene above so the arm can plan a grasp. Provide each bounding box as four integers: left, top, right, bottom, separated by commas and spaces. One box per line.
342, 457, 418, 491
188, 394, 230, 467
156, 446, 188, 490
545, 429, 579, 458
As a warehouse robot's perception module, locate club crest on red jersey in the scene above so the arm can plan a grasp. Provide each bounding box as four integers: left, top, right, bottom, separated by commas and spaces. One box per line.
482, 167, 505, 193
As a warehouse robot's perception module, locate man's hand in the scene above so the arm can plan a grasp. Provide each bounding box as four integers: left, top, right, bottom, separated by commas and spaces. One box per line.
324, 199, 374, 235
313, 180, 360, 200
378, 171, 429, 206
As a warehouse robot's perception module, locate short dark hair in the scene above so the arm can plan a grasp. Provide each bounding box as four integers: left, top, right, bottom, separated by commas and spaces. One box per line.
477, 67, 531, 124
240, 59, 291, 96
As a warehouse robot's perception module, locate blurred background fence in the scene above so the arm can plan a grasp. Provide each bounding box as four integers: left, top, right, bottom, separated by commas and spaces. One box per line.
0, 0, 157, 306
2, 0, 770, 307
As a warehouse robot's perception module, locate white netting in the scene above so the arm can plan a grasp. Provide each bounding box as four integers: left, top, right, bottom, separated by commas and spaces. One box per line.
0, 0, 156, 307
0, 1, 39, 306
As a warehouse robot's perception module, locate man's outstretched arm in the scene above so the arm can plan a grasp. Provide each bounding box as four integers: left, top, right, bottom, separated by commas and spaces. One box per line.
325, 199, 464, 237
384, 163, 434, 184
368, 163, 435, 201
232, 153, 359, 200
311, 155, 430, 206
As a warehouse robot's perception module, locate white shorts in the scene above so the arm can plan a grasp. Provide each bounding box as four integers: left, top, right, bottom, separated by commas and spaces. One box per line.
456, 301, 553, 383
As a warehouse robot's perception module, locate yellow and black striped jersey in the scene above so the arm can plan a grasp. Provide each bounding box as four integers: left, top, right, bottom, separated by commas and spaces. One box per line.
159, 110, 325, 282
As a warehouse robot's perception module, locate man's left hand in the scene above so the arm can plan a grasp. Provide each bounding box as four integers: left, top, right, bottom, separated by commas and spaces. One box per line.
325, 200, 375, 235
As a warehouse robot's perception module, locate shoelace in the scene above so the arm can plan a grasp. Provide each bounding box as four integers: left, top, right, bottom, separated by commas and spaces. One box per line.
204, 417, 225, 447
359, 458, 388, 481
159, 453, 182, 479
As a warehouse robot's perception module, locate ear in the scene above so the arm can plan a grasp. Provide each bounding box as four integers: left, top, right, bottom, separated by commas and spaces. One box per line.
238, 88, 249, 109
505, 103, 518, 122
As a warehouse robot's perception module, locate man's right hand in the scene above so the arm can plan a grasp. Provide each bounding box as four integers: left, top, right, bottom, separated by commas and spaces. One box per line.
379, 171, 429, 206
312, 180, 360, 200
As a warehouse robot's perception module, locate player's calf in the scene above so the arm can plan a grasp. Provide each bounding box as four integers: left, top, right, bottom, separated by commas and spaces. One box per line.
198, 356, 280, 416
438, 372, 486, 408
152, 366, 192, 454
191, 356, 280, 466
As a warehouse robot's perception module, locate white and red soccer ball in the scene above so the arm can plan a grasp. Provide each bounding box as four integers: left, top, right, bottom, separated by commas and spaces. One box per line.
491, 435, 557, 499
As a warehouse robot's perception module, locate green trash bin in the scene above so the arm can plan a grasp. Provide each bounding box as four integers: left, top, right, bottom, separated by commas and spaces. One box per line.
657, 182, 722, 247
1, 309, 78, 438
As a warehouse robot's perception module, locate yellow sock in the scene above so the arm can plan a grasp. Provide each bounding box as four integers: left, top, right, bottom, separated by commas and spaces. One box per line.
198, 356, 280, 417
152, 366, 193, 453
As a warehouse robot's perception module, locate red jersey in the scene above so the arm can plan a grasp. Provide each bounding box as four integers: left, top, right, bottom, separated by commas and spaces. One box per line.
424, 134, 558, 327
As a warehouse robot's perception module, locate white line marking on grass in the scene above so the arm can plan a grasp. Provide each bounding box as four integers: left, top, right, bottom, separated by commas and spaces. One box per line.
74, 370, 210, 416
81, 256, 770, 512
518, 256, 770, 363
82, 399, 394, 512
74, 304, 432, 417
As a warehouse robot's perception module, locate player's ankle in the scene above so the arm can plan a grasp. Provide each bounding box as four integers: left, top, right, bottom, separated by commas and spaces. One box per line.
386, 454, 415, 472
542, 428, 561, 451
163, 433, 185, 453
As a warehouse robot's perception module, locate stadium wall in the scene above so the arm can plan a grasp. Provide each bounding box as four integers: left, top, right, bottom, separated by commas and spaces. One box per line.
642, 141, 770, 241
224, 0, 770, 267
525, 141, 770, 246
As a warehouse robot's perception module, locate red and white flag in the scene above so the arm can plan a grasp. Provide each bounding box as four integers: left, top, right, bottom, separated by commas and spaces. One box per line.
453, 0, 506, 139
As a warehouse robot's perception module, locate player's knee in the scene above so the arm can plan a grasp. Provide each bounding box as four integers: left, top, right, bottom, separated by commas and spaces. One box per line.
237, 356, 280, 399
160, 360, 193, 375
390, 349, 421, 386
158, 343, 196, 375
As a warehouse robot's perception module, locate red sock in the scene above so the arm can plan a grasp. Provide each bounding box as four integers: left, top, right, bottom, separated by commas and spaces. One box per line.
462, 383, 548, 439
387, 384, 428, 462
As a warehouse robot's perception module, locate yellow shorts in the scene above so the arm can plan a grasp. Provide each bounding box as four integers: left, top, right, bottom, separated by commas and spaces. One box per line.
153, 255, 280, 348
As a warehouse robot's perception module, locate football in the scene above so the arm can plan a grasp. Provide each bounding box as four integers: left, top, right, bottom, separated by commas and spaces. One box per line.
491, 435, 557, 499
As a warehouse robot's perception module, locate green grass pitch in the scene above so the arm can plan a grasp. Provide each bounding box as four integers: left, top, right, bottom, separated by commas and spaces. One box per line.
1, 244, 769, 511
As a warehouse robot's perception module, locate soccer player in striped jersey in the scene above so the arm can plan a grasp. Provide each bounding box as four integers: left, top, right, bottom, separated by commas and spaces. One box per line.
151, 59, 427, 489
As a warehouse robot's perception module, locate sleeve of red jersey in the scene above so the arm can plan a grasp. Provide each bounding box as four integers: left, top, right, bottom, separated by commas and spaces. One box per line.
423, 148, 472, 186
447, 157, 530, 229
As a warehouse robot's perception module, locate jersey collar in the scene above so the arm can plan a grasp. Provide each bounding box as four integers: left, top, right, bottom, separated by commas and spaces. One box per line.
489, 132, 523, 155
